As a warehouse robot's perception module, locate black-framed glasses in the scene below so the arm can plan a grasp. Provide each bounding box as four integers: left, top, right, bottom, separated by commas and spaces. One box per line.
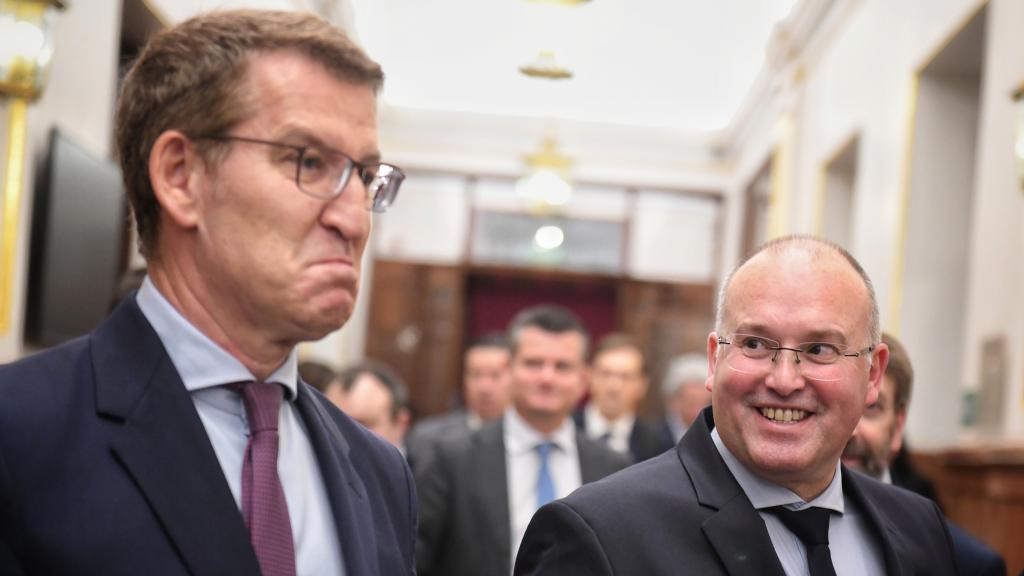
717, 333, 874, 381
196, 135, 404, 213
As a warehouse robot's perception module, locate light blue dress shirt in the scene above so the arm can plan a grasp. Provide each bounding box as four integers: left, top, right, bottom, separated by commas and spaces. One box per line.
136, 278, 345, 576
711, 428, 885, 576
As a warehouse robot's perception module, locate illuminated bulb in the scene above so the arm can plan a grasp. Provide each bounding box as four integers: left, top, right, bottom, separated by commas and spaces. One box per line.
534, 225, 565, 250
1015, 134, 1024, 160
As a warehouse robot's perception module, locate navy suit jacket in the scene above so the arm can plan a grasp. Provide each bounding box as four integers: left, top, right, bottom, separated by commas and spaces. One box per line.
515, 408, 958, 576
0, 297, 416, 575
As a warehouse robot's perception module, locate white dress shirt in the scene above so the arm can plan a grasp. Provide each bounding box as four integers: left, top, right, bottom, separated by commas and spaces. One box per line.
711, 428, 886, 576
504, 408, 582, 568
583, 403, 635, 455
137, 278, 345, 576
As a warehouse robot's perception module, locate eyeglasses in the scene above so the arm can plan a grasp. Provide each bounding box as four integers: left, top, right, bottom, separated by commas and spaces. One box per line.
717, 333, 873, 382
196, 135, 405, 213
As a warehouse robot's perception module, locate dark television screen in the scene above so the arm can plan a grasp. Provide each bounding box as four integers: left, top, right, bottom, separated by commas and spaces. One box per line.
25, 129, 126, 347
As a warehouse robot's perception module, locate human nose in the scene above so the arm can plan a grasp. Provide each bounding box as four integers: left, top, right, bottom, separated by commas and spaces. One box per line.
321, 177, 371, 239
764, 349, 806, 396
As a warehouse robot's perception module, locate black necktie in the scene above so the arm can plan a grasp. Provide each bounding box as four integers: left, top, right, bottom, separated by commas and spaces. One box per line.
768, 506, 837, 576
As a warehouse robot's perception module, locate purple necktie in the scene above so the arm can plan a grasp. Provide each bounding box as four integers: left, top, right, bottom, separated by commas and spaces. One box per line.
237, 381, 296, 576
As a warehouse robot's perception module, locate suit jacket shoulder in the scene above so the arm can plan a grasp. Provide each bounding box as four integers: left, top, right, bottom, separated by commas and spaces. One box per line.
0, 297, 416, 576
515, 408, 958, 576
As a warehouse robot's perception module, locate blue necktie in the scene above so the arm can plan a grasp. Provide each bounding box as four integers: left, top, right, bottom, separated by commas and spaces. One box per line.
536, 441, 556, 509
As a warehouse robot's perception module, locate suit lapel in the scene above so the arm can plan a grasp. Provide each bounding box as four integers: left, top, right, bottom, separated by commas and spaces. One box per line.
294, 387, 379, 576
577, 431, 615, 482
685, 410, 787, 576
96, 299, 258, 576
842, 469, 911, 576
473, 422, 511, 575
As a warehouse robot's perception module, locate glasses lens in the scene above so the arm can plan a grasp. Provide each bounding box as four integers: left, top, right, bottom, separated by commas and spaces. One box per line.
723, 335, 846, 381
297, 147, 354, 199
368, 164, 405, 213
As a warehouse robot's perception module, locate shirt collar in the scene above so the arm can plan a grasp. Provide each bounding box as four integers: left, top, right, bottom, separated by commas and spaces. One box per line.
711, 427, 844, 514
504, 407, 576, 456
584, 403, 635, 439
135, 276, 298, 400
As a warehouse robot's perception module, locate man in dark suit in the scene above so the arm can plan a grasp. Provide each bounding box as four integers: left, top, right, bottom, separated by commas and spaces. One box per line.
416, 305, 628, 576
574, 333, 672, 463
0, 10, 413, 576
516, 235, 958, 575
842, 332, 1006, 576
406, 332, 512, 471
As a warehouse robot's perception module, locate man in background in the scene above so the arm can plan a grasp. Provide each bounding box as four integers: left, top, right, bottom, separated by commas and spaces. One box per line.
407, 332, 511, 469
660, 352, 713, 445
842, 332, 1006, 576
0, 10, 413, 575
417, 305, 627, 576
575, 333, 671, 463
335, 361, 412, 451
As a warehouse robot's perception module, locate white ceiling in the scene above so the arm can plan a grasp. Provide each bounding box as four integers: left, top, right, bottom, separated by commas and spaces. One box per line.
351, 0, 799, 134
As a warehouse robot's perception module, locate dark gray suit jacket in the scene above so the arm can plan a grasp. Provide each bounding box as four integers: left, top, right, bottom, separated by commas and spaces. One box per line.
406, 410, 472, 473
0, 296, 416, 575
515, 408, 958, 576
416, 417, 629, 576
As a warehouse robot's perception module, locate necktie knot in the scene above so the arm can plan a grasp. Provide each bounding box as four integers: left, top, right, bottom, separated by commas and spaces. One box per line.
767, 506, 837, 576
769, 506, 832, 546
238, 381, 283, 433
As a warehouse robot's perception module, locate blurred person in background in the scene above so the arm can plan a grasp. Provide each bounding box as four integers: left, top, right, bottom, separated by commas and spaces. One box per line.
575, 333, 672, 463
842, 332, 1006, 576
335, 361, 412, 451
416, 305, 627, 576
661, 353, 713, 445
407, 332, 512, 470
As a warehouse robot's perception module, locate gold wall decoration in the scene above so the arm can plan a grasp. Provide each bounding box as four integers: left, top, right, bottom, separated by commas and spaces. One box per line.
0, 0, 66, 334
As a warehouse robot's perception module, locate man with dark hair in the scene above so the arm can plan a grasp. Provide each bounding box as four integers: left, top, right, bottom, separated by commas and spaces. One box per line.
407, 332, 512, 470
297, 359, 337, 395
516, 236, 957, 575
417, 304, 627, 576
0, 10, 412, 576
842, 333, 1006, 576
575, 333, 672, 463
334, 361, 412, 450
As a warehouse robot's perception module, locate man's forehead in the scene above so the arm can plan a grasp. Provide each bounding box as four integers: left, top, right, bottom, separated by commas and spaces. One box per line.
724, 246, 870, 332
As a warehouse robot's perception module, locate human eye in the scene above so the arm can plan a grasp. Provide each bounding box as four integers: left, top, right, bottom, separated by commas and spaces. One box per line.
297, 147, 329, 181
735, 335, 773, 357
802, 342, 841, 363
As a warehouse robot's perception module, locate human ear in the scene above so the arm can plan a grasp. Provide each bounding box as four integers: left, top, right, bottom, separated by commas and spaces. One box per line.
706, 333, 719, 392
148, 130, 203, 230
865, 343, 889, 406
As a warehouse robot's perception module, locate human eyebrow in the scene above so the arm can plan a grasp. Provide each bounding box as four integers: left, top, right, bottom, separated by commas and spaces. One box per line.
276, 127, 381, 164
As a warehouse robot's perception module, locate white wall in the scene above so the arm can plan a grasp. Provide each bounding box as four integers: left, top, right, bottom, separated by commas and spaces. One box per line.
727, 0, 1024, 445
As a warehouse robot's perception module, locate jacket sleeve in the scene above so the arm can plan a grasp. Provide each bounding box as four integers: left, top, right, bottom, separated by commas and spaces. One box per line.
513, 499, 614, 576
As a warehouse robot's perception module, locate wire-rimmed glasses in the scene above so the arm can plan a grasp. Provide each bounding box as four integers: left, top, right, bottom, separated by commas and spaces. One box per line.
717, 333, 874, 382
196, 135, 405, 213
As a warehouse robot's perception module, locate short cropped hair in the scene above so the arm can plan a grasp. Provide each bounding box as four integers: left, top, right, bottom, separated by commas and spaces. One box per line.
882, 332, 914, 413
115, 9, 384, 259
467, 331, 512, 353
591, 332, 645, 374
661, 353, 707, 396
507, 304, 590, 359
715, 235, 881, 344
298, 360, 337, 394
337, 360, 409, 421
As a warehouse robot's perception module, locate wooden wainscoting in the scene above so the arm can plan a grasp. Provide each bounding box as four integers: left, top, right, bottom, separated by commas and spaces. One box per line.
913, 446, 1024, 575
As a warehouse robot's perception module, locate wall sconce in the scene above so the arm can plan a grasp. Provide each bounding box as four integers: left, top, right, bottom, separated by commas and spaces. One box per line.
1014, 81, 1024, 193
0, 0, 66, 334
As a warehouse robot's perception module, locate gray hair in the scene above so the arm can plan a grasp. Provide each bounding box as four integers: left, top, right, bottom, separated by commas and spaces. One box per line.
714, 235, 881, 345
662, 353, 708, 396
